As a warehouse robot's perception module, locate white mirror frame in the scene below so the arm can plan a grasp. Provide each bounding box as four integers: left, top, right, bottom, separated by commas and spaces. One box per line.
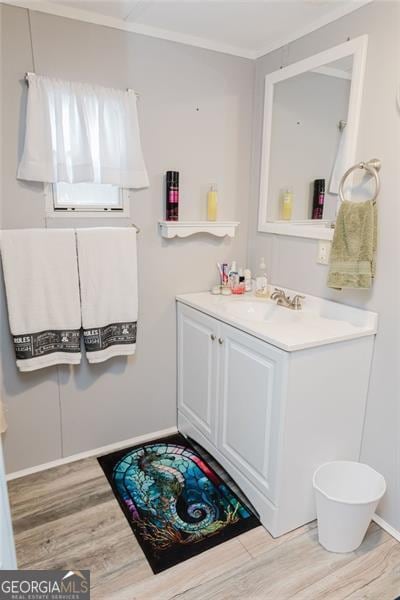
258, 35, 368, 240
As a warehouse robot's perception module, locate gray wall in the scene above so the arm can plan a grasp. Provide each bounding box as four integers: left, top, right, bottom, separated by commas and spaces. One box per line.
248, 1, 400, 530
0, 4, 254, 472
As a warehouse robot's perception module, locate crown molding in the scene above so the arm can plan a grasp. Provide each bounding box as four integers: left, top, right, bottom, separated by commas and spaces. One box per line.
254, 0, 374, 59
3, 0, 374, 62
2, 0, 257, 59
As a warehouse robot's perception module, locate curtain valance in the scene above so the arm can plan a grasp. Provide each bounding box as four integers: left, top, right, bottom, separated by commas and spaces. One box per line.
18, 73, 149, 188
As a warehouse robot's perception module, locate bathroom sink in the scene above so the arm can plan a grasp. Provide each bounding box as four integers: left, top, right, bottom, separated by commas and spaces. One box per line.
176, 290, 378, 351
223, 300, 277, 322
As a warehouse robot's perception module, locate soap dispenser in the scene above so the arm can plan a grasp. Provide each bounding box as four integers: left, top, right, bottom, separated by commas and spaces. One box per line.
255, 258, 268, 298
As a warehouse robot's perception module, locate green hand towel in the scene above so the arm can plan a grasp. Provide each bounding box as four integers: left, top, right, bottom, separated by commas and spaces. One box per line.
327, 199, 377, 289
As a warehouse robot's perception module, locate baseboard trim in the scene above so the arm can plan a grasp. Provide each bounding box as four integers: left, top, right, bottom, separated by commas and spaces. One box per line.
373, 514, 400, 542
6, 426, 178, 481
10, 430, 399, 544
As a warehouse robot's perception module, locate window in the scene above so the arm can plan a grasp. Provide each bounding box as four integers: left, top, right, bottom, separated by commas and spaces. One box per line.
45, 183, 130, 217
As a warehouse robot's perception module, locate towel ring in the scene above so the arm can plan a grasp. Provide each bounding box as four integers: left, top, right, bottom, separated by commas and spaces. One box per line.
338, 158, 381, 204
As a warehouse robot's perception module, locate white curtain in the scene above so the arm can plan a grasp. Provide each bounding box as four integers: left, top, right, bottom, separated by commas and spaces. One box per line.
18, 73, 149, 188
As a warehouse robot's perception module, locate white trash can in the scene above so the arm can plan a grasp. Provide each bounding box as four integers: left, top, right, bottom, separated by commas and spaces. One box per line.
313, 461, 386, 553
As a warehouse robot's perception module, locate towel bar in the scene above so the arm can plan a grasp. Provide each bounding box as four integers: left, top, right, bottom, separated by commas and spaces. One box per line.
1, 226, 140, 237
338, 158, 381, 204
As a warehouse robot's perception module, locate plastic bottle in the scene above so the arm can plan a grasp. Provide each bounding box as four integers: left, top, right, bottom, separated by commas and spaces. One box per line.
228, 261, 239, 289
207, 185, 218, 221
238, 267, 245, 292
231, 267, 245, 294
281, 188, 293, 220
244, 269, 252, 292
255, 258, 268, 298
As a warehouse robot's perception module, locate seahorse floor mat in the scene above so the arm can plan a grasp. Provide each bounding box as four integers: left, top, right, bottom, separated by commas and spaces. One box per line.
97, 433, 260, 573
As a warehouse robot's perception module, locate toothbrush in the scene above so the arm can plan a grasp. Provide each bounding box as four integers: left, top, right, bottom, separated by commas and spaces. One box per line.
216, 262, 223, 285
222, 263, 229, 286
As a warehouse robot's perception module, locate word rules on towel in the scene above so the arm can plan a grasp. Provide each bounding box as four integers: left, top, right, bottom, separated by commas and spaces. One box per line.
1, 227, 138, 371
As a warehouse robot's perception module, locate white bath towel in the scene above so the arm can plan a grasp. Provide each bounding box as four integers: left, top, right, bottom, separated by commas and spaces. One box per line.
76, 228, 138, 363
0, 229, 81, 371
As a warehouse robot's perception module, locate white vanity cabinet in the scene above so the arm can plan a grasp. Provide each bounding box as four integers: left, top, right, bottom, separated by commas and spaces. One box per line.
177, 305, 219, 444
178, 304, 285, 503
177, 299, 375, 537
217, 321, 285, 506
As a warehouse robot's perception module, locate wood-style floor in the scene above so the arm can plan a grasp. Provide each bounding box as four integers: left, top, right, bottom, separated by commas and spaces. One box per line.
8, 456, 400, 600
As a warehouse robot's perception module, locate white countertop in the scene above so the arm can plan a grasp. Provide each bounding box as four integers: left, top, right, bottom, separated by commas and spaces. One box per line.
176, 289, 378, 352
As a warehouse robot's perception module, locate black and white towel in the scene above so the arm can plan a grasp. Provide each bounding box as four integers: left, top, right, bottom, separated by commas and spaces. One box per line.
1, 229, 81, 371
76, 228, 138, 364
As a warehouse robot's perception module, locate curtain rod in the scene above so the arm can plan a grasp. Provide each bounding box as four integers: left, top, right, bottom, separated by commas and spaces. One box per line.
24, 72, 140, 98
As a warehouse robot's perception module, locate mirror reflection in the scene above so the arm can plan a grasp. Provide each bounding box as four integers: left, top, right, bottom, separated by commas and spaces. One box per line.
267, 56, 353, 223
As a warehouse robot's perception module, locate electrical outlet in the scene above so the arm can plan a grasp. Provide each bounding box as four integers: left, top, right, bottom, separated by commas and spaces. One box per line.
317, 240, 331, 265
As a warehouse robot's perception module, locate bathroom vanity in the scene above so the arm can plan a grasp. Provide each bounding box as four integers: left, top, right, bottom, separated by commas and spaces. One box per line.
176, 291, 377, 537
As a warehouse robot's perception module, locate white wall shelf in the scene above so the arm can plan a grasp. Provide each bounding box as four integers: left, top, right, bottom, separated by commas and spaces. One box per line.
159, 221, 239, 239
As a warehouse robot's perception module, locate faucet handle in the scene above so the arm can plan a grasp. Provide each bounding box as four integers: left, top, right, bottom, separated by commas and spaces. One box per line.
290, 294, 305, 310
271, 287, 287, 299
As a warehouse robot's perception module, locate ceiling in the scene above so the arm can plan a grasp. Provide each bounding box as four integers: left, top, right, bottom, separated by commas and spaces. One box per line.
9, 0, 372, 58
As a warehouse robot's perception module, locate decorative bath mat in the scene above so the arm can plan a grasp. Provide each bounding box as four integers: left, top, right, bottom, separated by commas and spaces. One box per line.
98, 433, 259, 573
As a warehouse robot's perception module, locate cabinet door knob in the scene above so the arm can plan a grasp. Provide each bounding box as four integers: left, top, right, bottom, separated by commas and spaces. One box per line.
210, 334, 216, 341
218, 337, 224, 344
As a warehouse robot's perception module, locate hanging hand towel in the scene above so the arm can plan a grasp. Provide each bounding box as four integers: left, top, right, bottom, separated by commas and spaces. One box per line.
1, 229, 81, 371
327, 200, 377, 289
76, 228, 138, 363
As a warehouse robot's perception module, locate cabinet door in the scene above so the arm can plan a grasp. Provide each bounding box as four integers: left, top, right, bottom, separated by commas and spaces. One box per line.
177, 304, 219, 443
217, 323, 287, 503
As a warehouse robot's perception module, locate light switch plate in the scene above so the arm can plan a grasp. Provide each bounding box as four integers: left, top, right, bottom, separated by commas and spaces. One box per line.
317, 240, 331, 265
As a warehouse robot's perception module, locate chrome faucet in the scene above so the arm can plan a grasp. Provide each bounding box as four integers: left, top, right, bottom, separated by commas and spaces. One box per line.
270, 288, 305, 310
290, 294, 305, 310
270, 288, 291, 306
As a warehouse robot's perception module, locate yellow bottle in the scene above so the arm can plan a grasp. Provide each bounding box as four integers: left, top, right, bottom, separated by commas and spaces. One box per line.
281, 188, 293, 220
207, 185, 218, 221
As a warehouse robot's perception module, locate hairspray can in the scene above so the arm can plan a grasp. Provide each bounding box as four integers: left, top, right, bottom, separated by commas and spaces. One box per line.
312, 179, 325, 220
166, 171, 179, 221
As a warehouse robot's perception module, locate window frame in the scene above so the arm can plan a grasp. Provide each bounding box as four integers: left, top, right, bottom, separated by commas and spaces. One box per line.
44, 183, 131, 218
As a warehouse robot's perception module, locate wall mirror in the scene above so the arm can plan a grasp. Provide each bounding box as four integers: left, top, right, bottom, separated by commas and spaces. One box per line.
258, 36, 368, 240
